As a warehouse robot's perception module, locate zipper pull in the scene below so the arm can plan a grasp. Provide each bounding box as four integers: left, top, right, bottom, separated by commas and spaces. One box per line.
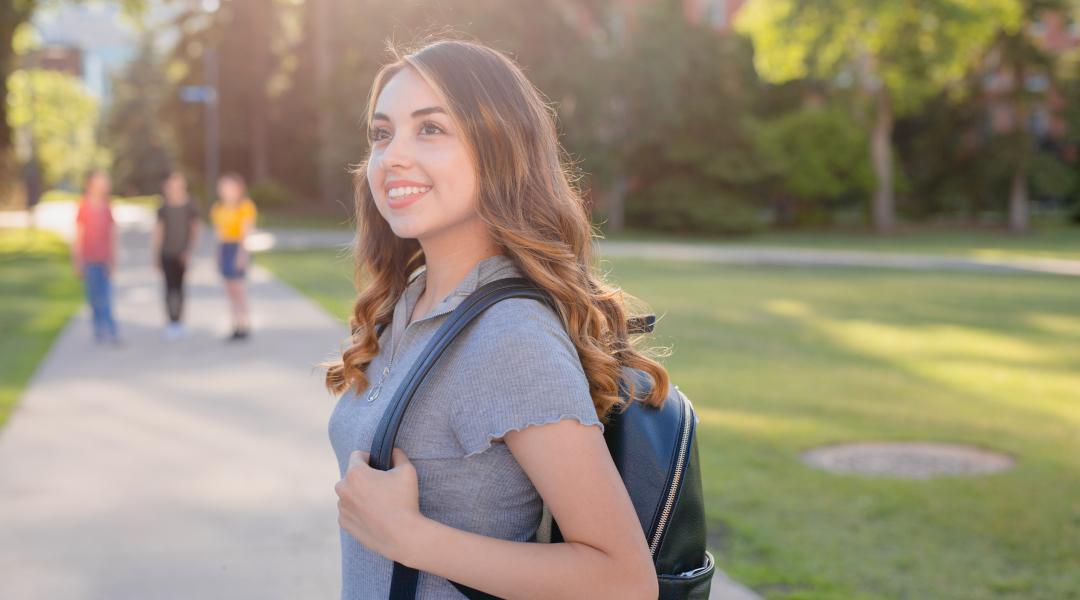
367, 366, 390, 402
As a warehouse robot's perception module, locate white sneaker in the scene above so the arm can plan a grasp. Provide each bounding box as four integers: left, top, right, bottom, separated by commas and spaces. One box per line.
163, 323, 183, 342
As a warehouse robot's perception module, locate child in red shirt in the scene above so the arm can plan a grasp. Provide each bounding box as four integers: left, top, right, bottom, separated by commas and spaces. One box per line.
73, 171, 119, 343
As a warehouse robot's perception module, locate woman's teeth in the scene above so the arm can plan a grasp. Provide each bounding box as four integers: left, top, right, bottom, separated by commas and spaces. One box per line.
387, 186, 431, 198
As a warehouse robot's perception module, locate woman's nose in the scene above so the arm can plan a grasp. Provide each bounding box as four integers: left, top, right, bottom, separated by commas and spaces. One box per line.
379, 134, 413, 171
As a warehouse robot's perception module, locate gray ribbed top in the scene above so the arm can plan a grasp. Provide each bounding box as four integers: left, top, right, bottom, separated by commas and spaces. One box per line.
328, 255, 601, 599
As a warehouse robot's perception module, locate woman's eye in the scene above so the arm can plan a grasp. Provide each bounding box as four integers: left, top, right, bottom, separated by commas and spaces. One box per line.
370, 128, 390, 142
420, 123, 443, 135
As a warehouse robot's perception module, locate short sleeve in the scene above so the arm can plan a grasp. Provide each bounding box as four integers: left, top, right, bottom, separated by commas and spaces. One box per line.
449, 301, 602, 458
241, 199, 257, 223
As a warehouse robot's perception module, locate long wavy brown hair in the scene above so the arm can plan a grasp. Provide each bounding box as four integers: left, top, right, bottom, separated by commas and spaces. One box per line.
324, 39, 668, 417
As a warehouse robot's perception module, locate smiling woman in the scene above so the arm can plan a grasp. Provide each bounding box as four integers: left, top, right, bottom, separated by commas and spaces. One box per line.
322, 39, 674, 600
367, 70, 479, 243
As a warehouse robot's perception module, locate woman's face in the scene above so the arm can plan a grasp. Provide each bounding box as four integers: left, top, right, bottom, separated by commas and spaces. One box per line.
218, 179, 242, 205
366, 67, 479, 243
86, 172, 111, 199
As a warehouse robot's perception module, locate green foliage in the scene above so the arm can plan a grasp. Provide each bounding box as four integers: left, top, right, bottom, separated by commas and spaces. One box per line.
737, 0, 1022, 114
626, 178, 763, 235
107, 37, 175, 196
1029, 150, 1077, 198
756, 107, 875, 203
615, 3, 768, 234
248, 178, 296, 208
5, 69, 112, 188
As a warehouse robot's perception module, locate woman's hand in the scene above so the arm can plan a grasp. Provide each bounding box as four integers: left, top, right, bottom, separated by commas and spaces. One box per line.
335, 448, 426, 564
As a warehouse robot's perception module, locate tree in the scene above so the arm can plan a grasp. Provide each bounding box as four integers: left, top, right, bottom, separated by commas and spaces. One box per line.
1, 0, 145, 201
737, 0, 1022, 232
612, 3, 770, 234
986, 0, 1071, 233
162, 0, 285, 197
1, 4, 39, 201
756, 107, 876, 225
107, 37, 174, 195
6, 69, 111, 188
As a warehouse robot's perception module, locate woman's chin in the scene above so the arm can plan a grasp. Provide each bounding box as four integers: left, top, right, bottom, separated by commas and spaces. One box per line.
387, 221, 428, 241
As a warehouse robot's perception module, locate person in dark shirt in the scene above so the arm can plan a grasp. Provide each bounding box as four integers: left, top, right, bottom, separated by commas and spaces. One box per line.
152, 171, 202, 341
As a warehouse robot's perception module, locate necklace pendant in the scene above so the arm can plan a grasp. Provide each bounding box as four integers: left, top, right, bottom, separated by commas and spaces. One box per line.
367, 366, 391, 402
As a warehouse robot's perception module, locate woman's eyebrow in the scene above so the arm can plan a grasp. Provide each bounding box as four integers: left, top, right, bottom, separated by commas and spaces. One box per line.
411, 106, 446, 118
371, 106, 445, 123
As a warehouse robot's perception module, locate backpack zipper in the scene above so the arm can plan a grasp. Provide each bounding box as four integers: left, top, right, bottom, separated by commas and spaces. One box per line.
649, 395, 693, 557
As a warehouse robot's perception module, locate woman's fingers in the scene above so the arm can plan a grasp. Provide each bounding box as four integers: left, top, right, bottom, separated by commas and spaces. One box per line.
349, 450, 371, 469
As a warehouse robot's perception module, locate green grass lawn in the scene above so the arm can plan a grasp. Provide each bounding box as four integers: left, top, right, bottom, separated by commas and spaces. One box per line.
258, 248, 358, 319
606, 225, 1080, 261
0, 229, 82, 428
260, 249, 1080, 600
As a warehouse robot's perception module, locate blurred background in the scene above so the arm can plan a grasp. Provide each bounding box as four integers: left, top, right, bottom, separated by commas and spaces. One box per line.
1, 1, 1079, 600
3, 0, 1080, 232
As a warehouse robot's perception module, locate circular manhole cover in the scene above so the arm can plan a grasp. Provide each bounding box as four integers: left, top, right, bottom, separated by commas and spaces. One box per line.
800, 442, 1014, 479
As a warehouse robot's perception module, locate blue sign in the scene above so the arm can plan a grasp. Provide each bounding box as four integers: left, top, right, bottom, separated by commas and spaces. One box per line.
179, 86, 216, 103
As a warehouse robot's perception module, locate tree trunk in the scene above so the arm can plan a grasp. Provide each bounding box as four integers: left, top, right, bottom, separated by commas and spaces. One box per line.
1009, 167, 1028, 234
312, 0, 342, 206
0, 5, 33, 204
1009, 60, 1029, 235
249, 0, 271, 184
870, 85, 895, 234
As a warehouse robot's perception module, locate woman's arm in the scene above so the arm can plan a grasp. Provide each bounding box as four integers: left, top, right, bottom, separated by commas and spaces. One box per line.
336, 419, 657, 600
236, 218, 254, 269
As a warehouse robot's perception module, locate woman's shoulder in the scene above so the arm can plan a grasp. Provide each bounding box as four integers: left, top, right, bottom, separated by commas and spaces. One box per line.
472, 296, 567, 342
455, 295, 582, 378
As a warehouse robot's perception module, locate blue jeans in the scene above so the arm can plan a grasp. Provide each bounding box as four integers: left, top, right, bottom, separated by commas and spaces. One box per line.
84, 263, 117, 341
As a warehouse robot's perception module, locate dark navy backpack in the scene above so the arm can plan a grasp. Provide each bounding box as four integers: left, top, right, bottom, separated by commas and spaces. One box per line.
368, 278, 714, 599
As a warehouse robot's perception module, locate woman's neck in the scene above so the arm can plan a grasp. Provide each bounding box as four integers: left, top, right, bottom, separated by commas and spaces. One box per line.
413, 224, 501, 322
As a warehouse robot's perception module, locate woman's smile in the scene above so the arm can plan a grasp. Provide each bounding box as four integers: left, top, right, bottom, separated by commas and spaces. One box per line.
385, 181, 432, 209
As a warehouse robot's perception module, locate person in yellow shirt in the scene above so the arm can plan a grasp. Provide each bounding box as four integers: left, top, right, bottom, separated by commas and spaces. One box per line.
210, 172, 257, 340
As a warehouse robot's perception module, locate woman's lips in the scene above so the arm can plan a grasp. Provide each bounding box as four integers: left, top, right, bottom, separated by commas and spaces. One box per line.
385, 183, 431, 209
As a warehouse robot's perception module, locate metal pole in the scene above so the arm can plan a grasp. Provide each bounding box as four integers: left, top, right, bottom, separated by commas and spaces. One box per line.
204, 47, 219, 206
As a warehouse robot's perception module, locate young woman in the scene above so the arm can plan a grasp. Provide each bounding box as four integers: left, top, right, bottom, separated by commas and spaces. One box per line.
73, 170, 119, 344
326, 40, 669, 600
209, 172, 256, 340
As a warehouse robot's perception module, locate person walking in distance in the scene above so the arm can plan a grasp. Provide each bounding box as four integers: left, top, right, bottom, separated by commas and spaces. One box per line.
210, 172, 257, 340
152, 171, 202, 341
72, 171, 119, 345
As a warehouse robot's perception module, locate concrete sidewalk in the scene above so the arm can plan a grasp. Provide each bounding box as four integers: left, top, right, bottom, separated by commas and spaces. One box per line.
0, 211, 348, 599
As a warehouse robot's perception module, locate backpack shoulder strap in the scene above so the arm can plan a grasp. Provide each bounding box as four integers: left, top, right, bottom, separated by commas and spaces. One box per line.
368, 277, 548, 470
372, 277, 545, 600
